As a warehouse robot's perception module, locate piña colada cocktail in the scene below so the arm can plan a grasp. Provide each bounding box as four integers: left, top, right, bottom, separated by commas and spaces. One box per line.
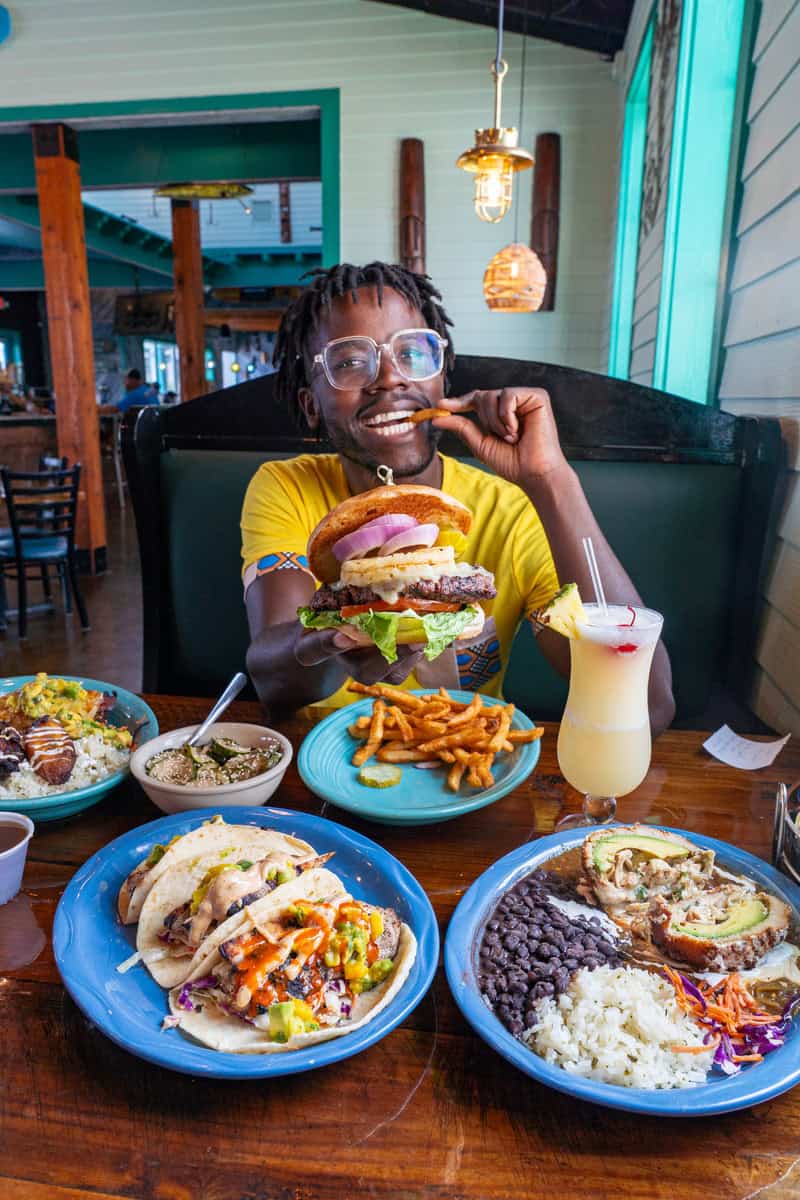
539, 585, 663, 826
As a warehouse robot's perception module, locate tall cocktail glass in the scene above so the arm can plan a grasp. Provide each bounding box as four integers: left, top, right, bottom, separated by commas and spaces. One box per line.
556, 603, 663, 829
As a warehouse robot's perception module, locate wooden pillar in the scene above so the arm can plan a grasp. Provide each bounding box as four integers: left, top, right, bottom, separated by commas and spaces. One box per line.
399, 138, 426, 274
33, 123, 107, 572
530, 133, 560, 312
170, 199, 206, 403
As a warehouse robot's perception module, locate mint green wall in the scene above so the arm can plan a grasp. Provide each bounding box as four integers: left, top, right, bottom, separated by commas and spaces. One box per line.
0, 0, 620, 372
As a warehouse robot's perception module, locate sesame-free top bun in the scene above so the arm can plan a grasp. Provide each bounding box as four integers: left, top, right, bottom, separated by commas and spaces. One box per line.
307, 484, 472, 584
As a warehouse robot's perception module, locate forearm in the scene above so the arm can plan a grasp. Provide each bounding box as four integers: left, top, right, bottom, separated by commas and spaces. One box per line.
246, 621, 347, 716
526, 465, 675, 735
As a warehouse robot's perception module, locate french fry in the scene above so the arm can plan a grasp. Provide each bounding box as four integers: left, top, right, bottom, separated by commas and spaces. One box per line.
378, 747, 439, 762
488, 706, 513, 752
438, 687, 451, 701
507, 728, 544, 743
408, 406, 449, 423
352, 698, 386, 767
447, 762, 466, 791
389, 705, 414, 742
439, 750, 456, 763
447, 693, 482, 727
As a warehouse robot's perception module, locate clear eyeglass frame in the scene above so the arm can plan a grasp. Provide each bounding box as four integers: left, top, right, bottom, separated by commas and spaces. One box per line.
312, 327, 448, 390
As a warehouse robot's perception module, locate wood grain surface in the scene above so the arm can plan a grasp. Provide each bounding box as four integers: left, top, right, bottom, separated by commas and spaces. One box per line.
2, 695, 799, 1200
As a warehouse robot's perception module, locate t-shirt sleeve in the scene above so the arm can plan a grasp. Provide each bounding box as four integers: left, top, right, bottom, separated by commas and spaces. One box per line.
240, 463, 315, 597
510, 503, 559, 626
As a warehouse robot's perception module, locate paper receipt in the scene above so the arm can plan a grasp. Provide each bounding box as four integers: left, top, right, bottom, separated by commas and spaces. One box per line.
703, 725, 791, 769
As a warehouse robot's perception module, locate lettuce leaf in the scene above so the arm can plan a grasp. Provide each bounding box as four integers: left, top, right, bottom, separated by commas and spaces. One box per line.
297, 605, 480, 664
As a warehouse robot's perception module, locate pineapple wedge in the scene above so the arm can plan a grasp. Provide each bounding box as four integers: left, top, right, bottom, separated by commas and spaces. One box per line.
535, 582, 586, 639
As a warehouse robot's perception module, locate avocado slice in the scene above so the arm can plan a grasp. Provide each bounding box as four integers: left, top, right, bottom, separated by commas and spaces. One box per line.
268, 1001, 295, 1044
591, 831, 693, 875
671, 896, 768, 941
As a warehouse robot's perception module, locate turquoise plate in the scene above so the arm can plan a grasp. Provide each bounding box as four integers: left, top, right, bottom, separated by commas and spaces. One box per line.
298, 689, 541, 825
445, 827, 800, 1115
0, 675, 158, 822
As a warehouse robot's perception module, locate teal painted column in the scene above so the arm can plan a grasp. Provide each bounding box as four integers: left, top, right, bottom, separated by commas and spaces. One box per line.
653, 0, 747, 404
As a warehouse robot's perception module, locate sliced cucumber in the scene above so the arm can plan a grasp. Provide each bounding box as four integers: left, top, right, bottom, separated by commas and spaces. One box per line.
357, 763, 402, 789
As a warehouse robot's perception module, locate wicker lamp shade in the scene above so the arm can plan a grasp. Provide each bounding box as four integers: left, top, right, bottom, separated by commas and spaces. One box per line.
483, 242, 547, 312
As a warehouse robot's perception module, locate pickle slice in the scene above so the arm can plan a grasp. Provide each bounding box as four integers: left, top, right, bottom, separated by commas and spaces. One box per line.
357, 763, 402, 788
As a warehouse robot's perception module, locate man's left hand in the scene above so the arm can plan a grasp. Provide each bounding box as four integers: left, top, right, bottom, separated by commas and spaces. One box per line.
433, 388, 568, 493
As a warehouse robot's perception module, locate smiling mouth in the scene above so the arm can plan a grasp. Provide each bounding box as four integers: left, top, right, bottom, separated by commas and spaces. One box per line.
360, 409, 419, 437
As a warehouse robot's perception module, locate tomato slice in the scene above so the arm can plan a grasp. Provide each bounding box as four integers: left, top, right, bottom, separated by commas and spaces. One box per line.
340, 600, 460, 617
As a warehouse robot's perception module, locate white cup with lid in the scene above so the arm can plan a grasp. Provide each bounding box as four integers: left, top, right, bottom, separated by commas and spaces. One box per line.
0, 812, 34, 905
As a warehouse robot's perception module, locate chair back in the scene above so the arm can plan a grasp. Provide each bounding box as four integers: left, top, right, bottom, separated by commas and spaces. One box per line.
0, 464, 81, 550
38, 453, 69, 472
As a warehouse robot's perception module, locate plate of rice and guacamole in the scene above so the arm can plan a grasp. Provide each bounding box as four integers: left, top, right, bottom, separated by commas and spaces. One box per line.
445, 825, 800, 1115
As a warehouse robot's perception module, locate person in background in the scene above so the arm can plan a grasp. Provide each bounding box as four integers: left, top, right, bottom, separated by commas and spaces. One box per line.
98, 368, 159, 414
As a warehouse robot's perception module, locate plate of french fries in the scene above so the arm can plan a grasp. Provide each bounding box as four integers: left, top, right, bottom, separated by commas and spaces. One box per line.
297, 687, 542, 825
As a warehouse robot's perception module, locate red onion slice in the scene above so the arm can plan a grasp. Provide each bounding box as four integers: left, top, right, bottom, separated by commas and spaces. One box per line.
332, 514, 418, 563
379, 523, 439, 556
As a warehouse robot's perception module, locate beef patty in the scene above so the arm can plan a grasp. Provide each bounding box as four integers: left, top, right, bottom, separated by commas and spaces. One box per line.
310, 571, 497, 611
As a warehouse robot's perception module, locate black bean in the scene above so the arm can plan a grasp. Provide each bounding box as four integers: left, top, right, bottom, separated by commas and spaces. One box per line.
564, 957, 580, 971
504, 934, 520, 951
509, 1018, 524, 1036
583, 957, 599, 970
536, 944, 554, 960
528, 924, 542, 939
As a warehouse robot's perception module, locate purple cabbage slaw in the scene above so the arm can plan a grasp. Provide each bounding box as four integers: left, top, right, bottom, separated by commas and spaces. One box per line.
668, 970, 800, 1077
175, 975, 217, 1012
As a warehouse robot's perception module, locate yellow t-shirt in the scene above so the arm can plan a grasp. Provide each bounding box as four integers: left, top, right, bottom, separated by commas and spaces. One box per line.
241, 453, 558, 708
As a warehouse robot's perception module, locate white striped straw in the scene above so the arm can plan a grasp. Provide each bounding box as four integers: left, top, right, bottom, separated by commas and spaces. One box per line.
582, 535, 608, 615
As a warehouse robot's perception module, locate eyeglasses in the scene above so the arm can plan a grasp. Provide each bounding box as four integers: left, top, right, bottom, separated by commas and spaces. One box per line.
312, 327, 447, 391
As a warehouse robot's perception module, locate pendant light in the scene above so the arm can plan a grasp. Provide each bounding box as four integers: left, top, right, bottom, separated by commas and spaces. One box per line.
457, 0, 533, 223
483, 7, 547, 312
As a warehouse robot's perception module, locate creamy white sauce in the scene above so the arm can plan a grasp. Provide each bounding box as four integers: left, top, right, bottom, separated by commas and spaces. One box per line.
547, 895, 620, 941
697, 941, 800, 987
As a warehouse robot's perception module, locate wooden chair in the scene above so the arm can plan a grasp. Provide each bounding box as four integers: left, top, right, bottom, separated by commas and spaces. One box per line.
121, 359, 785, 728
0, 465, 90, 638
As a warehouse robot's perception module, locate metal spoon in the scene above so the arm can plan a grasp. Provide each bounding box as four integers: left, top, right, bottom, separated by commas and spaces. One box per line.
186, 672, 248, 747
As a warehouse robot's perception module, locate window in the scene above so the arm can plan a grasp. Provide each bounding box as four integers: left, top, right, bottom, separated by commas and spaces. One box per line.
608, 20, 653, 380
143, 339, 180, 398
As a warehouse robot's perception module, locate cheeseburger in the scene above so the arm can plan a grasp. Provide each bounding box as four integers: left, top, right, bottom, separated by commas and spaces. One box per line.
298, 484, 496, 662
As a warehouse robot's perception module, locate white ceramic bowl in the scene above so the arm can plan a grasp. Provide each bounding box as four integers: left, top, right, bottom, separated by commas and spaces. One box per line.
130, 722, 293, 815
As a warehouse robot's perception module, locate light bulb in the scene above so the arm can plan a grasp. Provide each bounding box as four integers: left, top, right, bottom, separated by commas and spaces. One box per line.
474, 158, 514, 223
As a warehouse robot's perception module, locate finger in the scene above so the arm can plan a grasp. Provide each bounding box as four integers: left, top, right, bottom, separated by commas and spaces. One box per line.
483, 389, 509, 440
294, 627, 357, 667
498, 389, 520, 443
438, 391, 480, 414
432, 412, 491, 458
381, 647, 425, 685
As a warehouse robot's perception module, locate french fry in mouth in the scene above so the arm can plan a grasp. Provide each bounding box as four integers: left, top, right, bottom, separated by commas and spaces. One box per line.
408, 407, 449, 424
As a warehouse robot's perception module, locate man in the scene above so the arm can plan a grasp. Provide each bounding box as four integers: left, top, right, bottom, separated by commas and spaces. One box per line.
243, 262, 674, 731
98, 368, 158, 414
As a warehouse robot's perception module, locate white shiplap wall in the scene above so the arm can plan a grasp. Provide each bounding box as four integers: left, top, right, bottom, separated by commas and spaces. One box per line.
0, 0, 619, 370
629, 0, 681, 387
719, 0, 800, 736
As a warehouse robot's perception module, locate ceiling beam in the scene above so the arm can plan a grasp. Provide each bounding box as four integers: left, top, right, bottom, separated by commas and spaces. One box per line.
203, 307, 282, 333
365, 0, 632, 56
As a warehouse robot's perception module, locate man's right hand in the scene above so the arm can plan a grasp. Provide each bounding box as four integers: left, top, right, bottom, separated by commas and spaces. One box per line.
293, 626, 425, 687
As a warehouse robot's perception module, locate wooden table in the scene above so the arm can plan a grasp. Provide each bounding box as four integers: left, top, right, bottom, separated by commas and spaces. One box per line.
3, 696, 800, 1200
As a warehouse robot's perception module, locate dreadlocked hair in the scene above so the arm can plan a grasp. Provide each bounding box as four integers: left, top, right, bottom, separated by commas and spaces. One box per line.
273, 261, 455, 420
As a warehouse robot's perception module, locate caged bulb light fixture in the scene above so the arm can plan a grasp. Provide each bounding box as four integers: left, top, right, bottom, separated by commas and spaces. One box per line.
456, 0, 533, 223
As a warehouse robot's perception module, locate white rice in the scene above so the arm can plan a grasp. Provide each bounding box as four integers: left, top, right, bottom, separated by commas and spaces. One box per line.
526, 964, 714, 1089
0, 732, 129, 800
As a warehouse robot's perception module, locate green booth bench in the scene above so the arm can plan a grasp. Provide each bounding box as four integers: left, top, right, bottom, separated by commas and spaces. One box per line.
122, 356, 786, 728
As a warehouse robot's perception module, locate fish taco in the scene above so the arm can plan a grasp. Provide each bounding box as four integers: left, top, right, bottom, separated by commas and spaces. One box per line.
117, 817, 316, 926
137, 846, 335, 987
167, 868, 416, 1053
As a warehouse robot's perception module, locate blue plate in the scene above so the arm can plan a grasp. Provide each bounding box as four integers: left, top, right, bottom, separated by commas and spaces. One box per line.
53, 805, 438, 1077
298, 689, 541, 825
0, 675, 158, 822
445, 826, 800, 1115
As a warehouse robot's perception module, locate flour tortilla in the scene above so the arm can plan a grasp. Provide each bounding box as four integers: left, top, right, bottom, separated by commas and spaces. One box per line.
117, 819, 316, 925
167, 871, 417, 1054
136, 845, 324, 988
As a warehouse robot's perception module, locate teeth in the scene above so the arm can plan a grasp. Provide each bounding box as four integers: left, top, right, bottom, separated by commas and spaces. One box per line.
371, 422, 414, 437
362, 410, 416, 427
